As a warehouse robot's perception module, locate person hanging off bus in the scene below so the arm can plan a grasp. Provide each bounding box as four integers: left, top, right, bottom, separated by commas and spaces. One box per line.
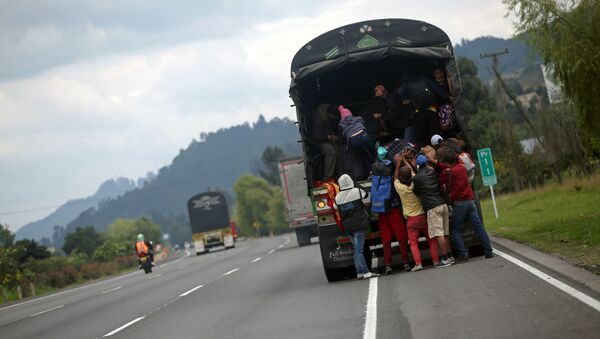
334, 174, 379, 279
429, 152, 494, 260
338, 105, 375, 179
393, 150, 440, 272
135, 233, 155, 268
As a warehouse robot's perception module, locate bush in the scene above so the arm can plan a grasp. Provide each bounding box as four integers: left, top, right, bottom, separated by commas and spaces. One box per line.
114, 255, 137, 269
100, 261, 119, 276
47, 271, 67, 288
80, 263, 101, 280
61, 266, 79, 285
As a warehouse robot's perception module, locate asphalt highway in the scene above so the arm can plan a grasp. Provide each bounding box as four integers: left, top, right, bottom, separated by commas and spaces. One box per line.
1, 235, 599, 339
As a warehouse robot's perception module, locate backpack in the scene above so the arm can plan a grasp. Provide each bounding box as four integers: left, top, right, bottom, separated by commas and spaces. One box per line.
370, 160, 393, 213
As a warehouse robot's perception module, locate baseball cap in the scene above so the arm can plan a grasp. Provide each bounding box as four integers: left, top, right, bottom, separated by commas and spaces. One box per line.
416, 154, 428, 166
431, 134, 443, 146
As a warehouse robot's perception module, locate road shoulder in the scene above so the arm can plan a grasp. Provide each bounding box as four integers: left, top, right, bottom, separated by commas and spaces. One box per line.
491, 235, 600, 296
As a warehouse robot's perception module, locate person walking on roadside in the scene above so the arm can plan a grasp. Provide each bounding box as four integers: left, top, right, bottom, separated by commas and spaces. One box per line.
334, 174, 379, 279
413, 154, 454, 267
430, 152, 494, 260
372, 147, 411, 274
393, 151, 440, 271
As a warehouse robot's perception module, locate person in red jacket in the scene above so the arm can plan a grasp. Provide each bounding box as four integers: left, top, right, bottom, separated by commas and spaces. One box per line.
432, 152, 493, 260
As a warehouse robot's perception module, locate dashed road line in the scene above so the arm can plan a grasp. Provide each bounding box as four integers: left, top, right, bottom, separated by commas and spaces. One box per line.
267, 249, 276, 254
223, 268, 240, 276
251, 257, 262, 263
278, 244, 284, 248
30, 305, 64, 317
179, 285, 204, 297
495, 249, 600, 312
103, 316, 145, 337
363, 277, 378, 339
101, 286, 122, 294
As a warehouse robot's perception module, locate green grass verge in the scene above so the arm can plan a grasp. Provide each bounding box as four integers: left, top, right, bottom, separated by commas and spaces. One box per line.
480, 174, 600, 275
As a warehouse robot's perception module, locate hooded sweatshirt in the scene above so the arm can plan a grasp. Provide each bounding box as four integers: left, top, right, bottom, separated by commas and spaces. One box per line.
334, 174, 370, 233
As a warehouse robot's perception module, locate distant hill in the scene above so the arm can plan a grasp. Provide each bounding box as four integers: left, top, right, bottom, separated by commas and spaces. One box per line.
15, 178, 137, 241
454, 36, 543, 82
67, 116, 301, 235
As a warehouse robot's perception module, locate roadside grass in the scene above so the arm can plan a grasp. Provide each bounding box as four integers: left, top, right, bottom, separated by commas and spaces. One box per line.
481, 173, 600, 275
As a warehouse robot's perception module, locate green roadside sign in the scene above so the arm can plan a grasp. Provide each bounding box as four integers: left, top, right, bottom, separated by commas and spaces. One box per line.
477, 148, 497, 186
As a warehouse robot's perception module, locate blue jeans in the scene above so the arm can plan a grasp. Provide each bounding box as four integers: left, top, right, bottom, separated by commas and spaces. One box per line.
348, 230, 369, 274
451, 200, 493, 257
348, 132, 375, 177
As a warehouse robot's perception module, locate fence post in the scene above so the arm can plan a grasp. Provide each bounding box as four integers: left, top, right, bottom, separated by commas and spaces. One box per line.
1, 288, 8, 303
17, 285, 22, 300
30, 283, 36, 297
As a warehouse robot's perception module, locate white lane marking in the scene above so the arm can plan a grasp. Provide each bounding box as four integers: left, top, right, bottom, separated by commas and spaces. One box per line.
495, 249, 600, 312
363, 277, 378, 339
30, 304, 64, 317
101, 286, 122, 294
267, 249, 276, 254
223, 268, 240, 276
179, 285, 204, 297
103, 316, 145, 337
283, 236, 290, 245
278, 244, 284, 248
251, 257, 262, 263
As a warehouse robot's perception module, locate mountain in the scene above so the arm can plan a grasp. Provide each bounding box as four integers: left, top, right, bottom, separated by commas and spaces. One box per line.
15, 178, 137, 241
454, 36, 543, 82
66, 116, 301, 235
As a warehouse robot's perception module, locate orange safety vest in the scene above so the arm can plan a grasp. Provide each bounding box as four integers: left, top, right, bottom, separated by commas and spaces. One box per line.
136, 241, 149, 256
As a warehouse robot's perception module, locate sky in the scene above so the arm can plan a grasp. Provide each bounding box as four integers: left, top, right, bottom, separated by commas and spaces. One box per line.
0, 0, 517, 231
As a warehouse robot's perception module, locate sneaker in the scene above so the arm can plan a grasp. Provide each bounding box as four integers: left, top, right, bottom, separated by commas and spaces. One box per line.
385, 266, 393, 275
485, 253, 494, 259
436, 259, 453, 268
357, 273, 364, 279
411, 264, 423, 272
403, 264, 411, 272
363, 272, 380, 279
448, 256, 456, 264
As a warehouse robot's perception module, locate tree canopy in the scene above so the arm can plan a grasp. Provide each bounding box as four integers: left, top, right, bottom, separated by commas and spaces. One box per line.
504, 0, 600, 134
104, 217, 161, 244
62, 226, 103, 259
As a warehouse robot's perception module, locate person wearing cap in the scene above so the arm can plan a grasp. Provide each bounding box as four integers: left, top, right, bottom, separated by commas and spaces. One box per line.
413, 154, 454, 267
135, 233, 155, 268
393, 150, 440, 272
373, 147, 410, 274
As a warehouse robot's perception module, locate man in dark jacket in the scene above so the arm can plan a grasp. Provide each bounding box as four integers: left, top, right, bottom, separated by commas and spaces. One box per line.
433, 152, 493, 259
312, 104, 340, 180
413, 155, 453, 267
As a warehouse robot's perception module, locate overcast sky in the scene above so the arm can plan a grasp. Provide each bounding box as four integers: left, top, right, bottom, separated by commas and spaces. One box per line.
0, 0, 517, 231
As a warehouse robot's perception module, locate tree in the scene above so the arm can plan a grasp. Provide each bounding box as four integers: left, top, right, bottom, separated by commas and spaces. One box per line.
13, 239, 51, 263
504, 0, 600, 140
104, 217, 161, 244
266, 187, 288, 235
52, 225, 66, 248
62, 226, 102, 259
233, 175, 273, 237
0, 223, 15, 247
258, 146, 286, 185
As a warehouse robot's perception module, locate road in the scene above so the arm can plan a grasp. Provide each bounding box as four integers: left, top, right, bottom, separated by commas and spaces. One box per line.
1, 235, 599, 339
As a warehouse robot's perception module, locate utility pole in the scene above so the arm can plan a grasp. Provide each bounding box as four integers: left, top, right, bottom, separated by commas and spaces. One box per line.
480, 48, 519, 192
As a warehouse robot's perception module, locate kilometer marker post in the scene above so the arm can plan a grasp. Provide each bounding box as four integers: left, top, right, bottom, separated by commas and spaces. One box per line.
476, 148, 499, 219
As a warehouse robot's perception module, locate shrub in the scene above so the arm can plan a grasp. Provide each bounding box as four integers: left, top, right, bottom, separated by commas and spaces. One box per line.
100, 261, 119, 276
47, 271, 67, 288
80, 263, 101, 280
61, 266, 79, 285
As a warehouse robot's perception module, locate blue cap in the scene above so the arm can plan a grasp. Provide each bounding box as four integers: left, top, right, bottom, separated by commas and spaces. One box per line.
377, 147, 388, 161
416, 154, 428, 166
